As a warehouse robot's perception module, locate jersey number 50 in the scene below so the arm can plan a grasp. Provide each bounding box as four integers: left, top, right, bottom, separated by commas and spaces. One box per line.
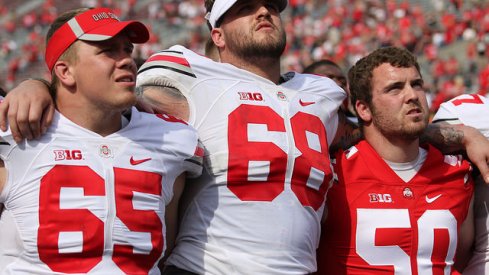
357, 208, 457, 273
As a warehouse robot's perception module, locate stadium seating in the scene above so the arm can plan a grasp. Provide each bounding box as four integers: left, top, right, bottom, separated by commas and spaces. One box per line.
1, 0, 488, 112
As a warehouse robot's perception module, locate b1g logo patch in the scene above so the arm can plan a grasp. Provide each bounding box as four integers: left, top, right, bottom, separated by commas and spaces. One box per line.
369, 193, 393, 203
54, 150, 83, 161
238, 92, 264, 102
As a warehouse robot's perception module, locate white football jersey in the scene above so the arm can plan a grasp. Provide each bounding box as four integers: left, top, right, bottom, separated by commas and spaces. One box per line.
0, 108, 202, 275
137, 45, 346, 274
433, 94, 489, 275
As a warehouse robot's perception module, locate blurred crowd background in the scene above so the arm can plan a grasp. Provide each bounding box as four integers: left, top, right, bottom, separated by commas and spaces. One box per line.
1, 0, 488, 115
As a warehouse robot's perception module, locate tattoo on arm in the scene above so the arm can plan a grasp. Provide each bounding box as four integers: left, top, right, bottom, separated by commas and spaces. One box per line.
139, 85, 186, 100
422, 123, 464, 154
139, 85, 190, 121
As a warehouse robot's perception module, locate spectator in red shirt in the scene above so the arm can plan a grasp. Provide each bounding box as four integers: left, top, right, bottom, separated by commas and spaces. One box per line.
478, 63, 489, 95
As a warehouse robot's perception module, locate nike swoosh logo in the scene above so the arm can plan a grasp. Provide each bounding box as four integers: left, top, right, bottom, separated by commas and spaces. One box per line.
299, 99, 315, 107
425, 194, 442, 203
130, 156, 152, 165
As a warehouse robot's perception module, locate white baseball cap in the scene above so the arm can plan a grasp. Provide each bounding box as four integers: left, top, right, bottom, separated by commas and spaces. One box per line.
205, 0, 288, 28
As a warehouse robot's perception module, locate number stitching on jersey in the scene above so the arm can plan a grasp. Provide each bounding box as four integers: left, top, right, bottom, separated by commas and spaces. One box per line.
227, 105, 332, 210
451, 94, 483, 106
356, 208, 457, 273
38, 165, 163, 274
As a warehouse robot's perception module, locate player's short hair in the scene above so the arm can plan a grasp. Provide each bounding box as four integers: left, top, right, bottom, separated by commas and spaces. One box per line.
204, 37, 219, 61
204, 0, 219, 29
204, 0, 215, 14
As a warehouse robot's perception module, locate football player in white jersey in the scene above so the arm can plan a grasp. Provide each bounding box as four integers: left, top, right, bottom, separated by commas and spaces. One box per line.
432, 94, 489, 274
0, 7, 202, 274
139, 1, 345, 273
3, 1, 489, 274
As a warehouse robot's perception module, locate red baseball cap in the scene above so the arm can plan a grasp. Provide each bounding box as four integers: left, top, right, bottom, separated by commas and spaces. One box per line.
45, 7, 149, 71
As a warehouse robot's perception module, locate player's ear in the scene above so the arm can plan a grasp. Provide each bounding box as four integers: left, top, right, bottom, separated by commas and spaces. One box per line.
211, 28, 225, 49
355, 100, 372, 123
53, 60, 75, 87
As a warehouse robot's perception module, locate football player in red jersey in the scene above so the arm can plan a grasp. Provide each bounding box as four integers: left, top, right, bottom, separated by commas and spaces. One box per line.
0, 8, 202, 274
317, 46, 474, 274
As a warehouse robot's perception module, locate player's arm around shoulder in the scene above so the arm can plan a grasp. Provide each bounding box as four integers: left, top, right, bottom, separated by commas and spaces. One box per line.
424, 121, 489, 184
137, 85, 190, 122
136, 47, 194, 122
0, 80, 55, 143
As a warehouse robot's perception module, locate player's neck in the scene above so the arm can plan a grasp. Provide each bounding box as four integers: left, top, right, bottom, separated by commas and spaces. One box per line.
56, 100, 124, 137
364, 131, 420, 163
221, 54, 282, 84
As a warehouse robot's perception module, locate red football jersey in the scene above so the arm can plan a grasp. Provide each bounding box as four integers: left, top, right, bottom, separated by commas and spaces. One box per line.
317, 141, 473, 275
